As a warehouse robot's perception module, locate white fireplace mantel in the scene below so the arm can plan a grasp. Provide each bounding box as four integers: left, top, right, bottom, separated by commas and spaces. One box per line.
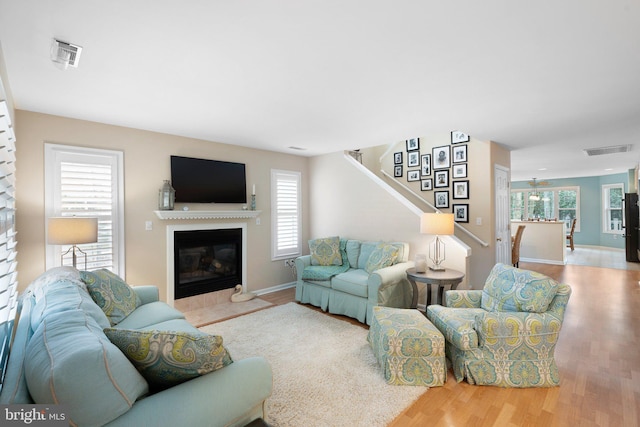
154, 210, 261, 220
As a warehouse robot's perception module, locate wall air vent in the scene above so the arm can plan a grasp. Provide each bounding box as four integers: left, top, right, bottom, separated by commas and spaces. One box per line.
50, 39, 83, 70
583, 144, 632, 156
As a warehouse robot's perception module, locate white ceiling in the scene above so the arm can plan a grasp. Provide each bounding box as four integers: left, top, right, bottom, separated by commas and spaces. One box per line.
0, 1, 639, 182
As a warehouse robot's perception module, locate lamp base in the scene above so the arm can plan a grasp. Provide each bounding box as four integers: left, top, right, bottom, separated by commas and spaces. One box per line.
429, 265, 445, 272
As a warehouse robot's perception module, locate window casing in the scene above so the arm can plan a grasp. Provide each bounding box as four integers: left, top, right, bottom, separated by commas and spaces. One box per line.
271, 169, 302, 260
602, 183, 624, 234
44, 144, 125, 274
510, 186, 580, 231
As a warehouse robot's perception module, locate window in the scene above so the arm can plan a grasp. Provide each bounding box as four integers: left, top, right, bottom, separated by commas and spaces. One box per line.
602, 183, 624, 233
510, 186, 579, 231
271, 169, 302, 260
557, 189, 578, 226
44, 144, 125, 274
0, 108, 17, 380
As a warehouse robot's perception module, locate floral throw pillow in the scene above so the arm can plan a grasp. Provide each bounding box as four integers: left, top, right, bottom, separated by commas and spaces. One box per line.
104, 328, 233, 389
80, 269, 142, 326
365, 243, 399, 274
309, 236, 343, 266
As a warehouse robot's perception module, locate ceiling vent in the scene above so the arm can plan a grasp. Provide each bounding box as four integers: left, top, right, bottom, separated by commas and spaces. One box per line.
583, 144, 632, 156
50, 39, 82, 70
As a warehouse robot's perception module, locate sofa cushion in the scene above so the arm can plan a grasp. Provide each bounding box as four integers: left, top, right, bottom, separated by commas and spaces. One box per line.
345, 240, 361, 268
81, 269, 142, 325
25, 309, 148, 427
104, 328, 233, 389
309, 236, 343, 266
365, 243, 399, 273
30, 278, 111, 331
481, 263, 560, 313
357, 242, 379, 270
331, 269, 370, 298
114, 301, 186, 330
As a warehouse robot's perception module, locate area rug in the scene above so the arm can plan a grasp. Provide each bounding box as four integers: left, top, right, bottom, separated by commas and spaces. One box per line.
199, 303, 427, 427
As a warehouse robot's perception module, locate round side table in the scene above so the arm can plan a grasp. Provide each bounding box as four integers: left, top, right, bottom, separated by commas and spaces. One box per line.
406, 267, 465, 309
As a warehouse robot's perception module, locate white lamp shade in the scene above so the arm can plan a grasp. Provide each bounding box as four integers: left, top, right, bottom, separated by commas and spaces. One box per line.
48, 217, 98, 245
420, 213, 454, 235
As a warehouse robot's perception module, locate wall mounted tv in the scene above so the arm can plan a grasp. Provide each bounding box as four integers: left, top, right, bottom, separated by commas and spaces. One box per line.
170, 156, 247, 203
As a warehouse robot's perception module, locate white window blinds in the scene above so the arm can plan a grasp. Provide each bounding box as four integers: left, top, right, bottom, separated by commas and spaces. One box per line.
271, 169, 301, 259
45, 144, 124, 274
0, 98, 17, 385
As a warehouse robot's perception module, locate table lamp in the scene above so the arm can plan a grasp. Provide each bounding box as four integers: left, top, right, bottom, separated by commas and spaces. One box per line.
420, 212, 454, 271
48, 217, 98, 269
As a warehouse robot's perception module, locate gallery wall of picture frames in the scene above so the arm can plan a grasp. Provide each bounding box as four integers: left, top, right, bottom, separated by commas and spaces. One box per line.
393, 131, 471, 222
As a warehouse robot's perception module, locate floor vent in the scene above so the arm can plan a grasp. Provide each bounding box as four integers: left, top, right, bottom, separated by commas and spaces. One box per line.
583, 144, 632, 156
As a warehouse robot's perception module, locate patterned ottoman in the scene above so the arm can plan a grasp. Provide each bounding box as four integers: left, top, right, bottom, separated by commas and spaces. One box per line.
368, 306, 446, 386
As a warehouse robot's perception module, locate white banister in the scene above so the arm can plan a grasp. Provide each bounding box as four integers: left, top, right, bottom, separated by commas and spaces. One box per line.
380, 169, 490, 248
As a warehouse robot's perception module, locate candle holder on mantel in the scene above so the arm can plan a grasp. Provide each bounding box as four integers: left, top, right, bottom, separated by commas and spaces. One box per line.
250, 194, 256, 211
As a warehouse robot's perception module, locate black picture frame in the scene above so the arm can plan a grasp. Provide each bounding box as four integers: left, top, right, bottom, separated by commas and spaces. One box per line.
406, 138, 420, 151
434, 191, 449, 208
452, 145, 467, 163
394, 165, 403, 177
434, 170, 449, 188
452, 163, 467, 178
451, 131, 470, 144
452, 180, 469, 199
408, 151, 420, 167
421, 154, 431, 176
407, 170, 420, 182
421, 179, 433, 191
453, 204, 469, 223
432, 145, 450, 169
394, 152, 403, 165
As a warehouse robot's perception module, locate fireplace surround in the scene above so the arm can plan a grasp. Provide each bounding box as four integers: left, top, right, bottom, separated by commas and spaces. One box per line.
174, 228, 242, 299
166, 223, 248, 306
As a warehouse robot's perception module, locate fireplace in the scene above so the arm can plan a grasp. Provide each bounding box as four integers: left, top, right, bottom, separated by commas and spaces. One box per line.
173, 228, 242, 299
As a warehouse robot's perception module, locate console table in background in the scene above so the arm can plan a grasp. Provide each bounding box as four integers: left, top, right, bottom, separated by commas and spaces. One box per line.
406, 268, 465, 309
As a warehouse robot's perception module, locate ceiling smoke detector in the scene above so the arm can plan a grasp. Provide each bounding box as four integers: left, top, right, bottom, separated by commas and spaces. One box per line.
50, 39, 82, 70
583, 144, 632, 156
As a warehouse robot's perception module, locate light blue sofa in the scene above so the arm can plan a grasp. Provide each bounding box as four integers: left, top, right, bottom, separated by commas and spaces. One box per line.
295, 239, 414, 325
0, 267, 272, 427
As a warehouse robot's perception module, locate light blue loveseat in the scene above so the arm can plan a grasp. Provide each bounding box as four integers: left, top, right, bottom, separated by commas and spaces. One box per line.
295, 238, 414, 325
0, 267, 272, 427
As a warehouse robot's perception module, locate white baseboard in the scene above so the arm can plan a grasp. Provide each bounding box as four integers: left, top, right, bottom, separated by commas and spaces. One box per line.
254, 281, 296, 296
520, 257, 567, 265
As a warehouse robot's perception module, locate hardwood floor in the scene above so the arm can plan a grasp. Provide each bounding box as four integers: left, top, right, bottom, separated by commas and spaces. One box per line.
260, 262, 640, 426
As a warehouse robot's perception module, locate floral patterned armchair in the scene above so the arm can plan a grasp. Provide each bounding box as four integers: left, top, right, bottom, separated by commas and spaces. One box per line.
426, 263, 571, 387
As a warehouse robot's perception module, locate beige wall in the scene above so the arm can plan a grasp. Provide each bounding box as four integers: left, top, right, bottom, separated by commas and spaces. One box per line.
15, 110, 310, 299
308, 152, 471, 297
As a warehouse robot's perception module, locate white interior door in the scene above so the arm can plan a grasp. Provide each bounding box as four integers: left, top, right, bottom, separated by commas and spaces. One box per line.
495, 165, 511, 264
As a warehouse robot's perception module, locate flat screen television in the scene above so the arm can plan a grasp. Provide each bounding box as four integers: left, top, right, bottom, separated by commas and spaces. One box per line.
170, 156, 247, 203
